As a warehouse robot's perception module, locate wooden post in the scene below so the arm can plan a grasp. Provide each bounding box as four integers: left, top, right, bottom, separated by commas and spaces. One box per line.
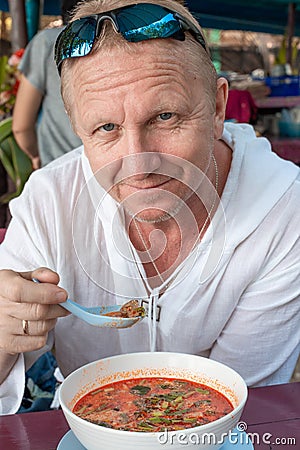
286, 3, 296, 68
8, 0, 28, 51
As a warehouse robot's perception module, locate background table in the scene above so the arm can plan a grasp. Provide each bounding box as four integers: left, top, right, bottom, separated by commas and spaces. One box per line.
255, 96, 300, 110
254, 96, 300, 166
0, 382, 299, 449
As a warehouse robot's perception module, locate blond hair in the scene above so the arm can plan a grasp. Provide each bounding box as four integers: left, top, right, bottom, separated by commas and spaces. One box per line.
61, 0, 217, 117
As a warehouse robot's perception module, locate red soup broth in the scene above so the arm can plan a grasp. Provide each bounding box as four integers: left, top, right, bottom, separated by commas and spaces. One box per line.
73, 377, 233, 432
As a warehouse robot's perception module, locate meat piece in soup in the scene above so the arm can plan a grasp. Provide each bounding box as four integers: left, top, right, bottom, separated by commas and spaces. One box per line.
102, 300, 145, 318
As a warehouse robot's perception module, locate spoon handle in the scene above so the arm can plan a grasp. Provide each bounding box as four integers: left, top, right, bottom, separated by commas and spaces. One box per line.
32, 277, 72, 312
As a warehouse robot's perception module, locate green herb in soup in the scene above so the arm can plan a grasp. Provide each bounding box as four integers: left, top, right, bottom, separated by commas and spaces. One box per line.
73, 377, 233, 432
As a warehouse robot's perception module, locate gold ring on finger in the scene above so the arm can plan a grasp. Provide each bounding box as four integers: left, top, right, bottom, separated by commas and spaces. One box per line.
22, 319, 29, 335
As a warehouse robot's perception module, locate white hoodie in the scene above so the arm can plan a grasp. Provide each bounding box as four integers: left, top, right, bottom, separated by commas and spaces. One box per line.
0, 123, 299, 414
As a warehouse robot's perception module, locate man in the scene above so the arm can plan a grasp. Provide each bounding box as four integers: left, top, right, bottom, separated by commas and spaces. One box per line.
0, 0, 299, 415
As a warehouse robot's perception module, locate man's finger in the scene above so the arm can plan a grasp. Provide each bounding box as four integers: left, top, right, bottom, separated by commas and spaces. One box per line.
19, 267, 60, 285
0, 269, 68, 304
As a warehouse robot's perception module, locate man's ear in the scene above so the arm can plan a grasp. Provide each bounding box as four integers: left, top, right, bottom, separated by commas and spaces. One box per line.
214, 77, 228, 139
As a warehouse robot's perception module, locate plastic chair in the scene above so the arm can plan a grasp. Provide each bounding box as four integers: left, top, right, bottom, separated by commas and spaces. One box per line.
0, 117, 33, 203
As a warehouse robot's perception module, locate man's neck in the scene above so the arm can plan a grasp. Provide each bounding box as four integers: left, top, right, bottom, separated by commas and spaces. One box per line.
126, 141, 232, 285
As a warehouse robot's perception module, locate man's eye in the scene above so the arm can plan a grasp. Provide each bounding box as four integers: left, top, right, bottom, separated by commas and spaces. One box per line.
159, 112, 173, 121
100, 123, 115, 132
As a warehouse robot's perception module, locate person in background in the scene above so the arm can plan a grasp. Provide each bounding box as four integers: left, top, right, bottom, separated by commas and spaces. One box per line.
0, 0, 299, 416
12, 0, 82, 169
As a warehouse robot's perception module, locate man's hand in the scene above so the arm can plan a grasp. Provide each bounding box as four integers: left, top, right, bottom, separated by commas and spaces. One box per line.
0, 267, 69, 356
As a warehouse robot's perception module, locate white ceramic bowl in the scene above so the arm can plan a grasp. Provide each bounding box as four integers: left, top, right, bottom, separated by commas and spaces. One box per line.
59, 352, 248, 450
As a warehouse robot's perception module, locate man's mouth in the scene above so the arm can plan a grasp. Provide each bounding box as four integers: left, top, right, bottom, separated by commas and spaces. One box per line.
120, 176, 173, 190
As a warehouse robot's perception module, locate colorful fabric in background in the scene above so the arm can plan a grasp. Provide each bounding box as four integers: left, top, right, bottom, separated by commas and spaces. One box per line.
17, 352, 58, 413
225, 89, 258, 124
0, 48, 24, 120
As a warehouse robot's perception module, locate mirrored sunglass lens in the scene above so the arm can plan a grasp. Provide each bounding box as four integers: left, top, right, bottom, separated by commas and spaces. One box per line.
117, 5, 183, 42
56, 17, 97, 65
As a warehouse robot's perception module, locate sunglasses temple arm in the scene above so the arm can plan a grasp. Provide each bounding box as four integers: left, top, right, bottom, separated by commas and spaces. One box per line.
175, 15, 207, 52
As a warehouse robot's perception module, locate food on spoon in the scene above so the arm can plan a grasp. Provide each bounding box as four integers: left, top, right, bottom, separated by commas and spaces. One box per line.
73, 377, 233, 431
102, 300, 146, 318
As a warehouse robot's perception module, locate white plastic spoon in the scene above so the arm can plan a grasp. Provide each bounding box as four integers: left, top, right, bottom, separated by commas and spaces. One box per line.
32, 278, 145, 328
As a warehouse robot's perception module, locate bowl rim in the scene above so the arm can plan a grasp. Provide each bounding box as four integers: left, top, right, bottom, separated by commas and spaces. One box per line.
59, 351, 248, 437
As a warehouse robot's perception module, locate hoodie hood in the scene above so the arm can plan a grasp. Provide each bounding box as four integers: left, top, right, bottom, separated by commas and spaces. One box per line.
220, 122, 300, 247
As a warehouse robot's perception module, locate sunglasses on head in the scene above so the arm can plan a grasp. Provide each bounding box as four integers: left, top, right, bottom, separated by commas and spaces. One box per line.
54, 2, 208, 74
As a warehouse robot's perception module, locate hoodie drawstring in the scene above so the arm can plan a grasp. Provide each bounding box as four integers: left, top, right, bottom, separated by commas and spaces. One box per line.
148, 288, 159, 352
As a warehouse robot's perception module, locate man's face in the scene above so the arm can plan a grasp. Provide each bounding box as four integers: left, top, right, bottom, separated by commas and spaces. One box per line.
71, 40, 224, 223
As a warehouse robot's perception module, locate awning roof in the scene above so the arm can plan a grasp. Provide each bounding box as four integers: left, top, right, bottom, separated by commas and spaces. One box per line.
187, 0, 300, 36
1, 0, 300, 36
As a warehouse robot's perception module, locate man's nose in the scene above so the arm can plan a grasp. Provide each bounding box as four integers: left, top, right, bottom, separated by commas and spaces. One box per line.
122, 153, 163, 179
121, 130, 162, 178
